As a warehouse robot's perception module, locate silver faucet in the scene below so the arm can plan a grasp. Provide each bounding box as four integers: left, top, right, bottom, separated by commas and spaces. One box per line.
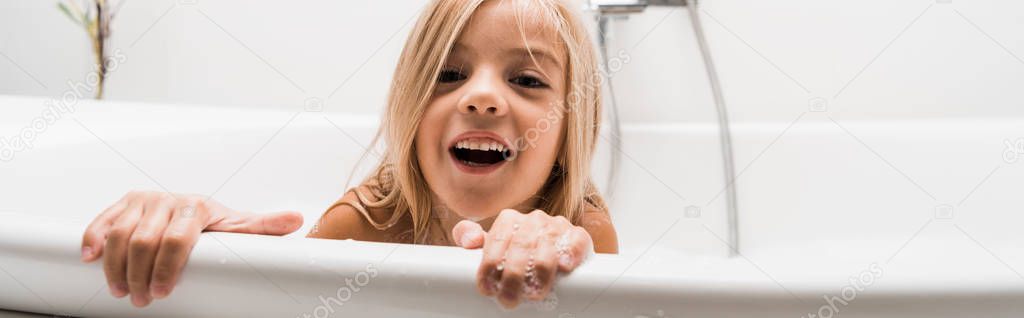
589, 0, 687, 14
589, 0, 741, 257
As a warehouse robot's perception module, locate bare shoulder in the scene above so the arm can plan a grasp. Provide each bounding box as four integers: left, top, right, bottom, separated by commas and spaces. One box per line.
580, 210, 618, 254
305, 189, 412, 243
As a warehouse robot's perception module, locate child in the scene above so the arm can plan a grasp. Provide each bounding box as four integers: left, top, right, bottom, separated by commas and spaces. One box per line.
80, 0, 617, 310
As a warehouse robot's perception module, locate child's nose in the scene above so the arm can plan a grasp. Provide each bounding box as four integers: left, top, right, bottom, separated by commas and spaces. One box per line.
457, 73, 509, 117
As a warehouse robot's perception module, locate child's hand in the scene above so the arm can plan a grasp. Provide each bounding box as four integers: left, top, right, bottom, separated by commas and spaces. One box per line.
452, 209, 593, 309
80, 191, 303, 307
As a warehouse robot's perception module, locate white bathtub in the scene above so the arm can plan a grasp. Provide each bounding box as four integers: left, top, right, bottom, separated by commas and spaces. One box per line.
1, 95, 1023, 317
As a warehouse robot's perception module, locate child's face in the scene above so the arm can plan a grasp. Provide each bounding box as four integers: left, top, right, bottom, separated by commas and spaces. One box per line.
415, 1, 567, 221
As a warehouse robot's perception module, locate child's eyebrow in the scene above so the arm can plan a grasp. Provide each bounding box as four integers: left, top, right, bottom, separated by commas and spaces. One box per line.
504, 46, 564, 72
448, 42, 565, 73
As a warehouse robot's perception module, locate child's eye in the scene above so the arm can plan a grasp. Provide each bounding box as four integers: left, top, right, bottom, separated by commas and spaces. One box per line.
509, 75, 548, 89
438, 70, 466, 83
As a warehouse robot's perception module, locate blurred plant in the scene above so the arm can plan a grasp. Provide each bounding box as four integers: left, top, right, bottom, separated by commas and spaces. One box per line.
57, 0, 122, 99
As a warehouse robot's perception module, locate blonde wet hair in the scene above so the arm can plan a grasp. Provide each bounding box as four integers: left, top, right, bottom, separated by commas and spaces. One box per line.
341, 0, 607, 243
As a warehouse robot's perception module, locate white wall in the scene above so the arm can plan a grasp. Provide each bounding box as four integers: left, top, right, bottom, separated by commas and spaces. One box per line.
0, 0, 422, 114
702, 0, 1024, 122
595, 0, 1024, 124
4, 1, 1022, 122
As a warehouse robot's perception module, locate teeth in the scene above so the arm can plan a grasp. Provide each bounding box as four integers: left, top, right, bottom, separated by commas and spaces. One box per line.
454, 138, 505, 152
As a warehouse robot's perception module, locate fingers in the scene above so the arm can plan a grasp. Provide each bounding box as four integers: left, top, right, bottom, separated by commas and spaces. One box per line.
103, 199, 143, 299
526, 223, 561, 301
206, 210, 303, 236
474, 209, 590, 309
89, 192, 298, 308
478, 209, 519, 297
81, 198, 128, 262
149, 204, 206, 300
125, 197, 174, 307
556, 226, 593, 273
452, 220, 485, 249
495, 213, 544, 309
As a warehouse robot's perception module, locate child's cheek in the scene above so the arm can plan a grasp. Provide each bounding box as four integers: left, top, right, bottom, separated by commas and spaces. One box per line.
415, 101, 448, 168
517, 114, 563, 171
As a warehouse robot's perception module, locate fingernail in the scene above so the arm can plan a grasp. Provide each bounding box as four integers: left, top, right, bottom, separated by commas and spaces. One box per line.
151, 285, 169, 299
560, 254, 573, 268
80, 246, 92, 261
131, 293, 149, 307
460, 233, 472, 247
110, 283, 128, 298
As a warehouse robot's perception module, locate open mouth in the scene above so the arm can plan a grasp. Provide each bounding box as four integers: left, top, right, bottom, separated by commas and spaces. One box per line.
449, 137, 514, 168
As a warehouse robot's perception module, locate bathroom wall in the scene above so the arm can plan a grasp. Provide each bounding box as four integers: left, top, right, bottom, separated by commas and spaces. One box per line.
0, 0, 422, 113
3, 0, 1022, 123
698, 0, 1024, 122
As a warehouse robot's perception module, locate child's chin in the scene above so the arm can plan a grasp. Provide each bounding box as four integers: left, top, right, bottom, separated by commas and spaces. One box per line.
448, 174, 506, 194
